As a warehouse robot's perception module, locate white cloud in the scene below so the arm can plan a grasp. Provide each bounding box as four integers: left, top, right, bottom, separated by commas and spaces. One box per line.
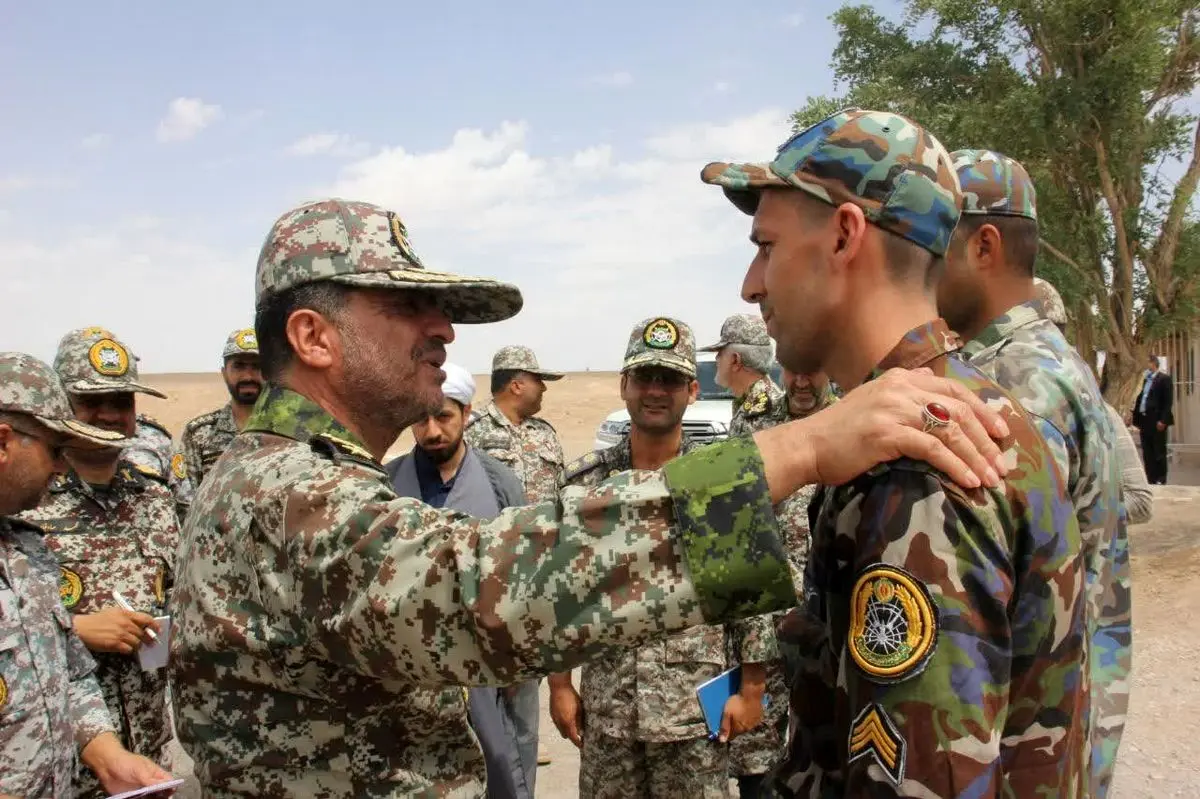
783, 12, 805, 27
284, 132, 369, 158
81, 133, 110, 150
592, 70, 634, 87
156, 97, 222, 143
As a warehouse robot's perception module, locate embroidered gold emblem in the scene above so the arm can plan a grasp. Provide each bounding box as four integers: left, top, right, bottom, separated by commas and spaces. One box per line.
62, 419, 125, 441
848, 564, 937, 682
642, 318, 679, 350
87, 339, 129, 377
234, 329, 257, 350
0, 675, 7, 710
847, 703, 906, 785
154, 567, 166, 605
171, 453, 187, 479
387, 212, 424, 267
80, 326, 113, 339
60, 567, 84, 610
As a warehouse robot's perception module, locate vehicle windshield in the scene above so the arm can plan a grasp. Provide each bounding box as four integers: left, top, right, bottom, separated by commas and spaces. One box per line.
695, 360, 785, 401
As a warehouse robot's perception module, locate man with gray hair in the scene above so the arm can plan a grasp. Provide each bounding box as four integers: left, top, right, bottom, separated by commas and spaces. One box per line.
700, 314, 785, 437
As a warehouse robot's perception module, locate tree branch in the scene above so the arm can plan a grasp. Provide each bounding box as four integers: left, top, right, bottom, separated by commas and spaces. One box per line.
1149, 117, 1200, 307
1092, 134, 1141, 323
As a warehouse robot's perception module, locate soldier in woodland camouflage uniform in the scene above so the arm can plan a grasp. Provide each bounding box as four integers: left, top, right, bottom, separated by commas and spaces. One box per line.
938, 150, 1128, 798
20, 330, 182, 798
703, 108, 1087, 795
699, 315, 785, 437
551, 316, 775, 799
177, 327, 263, 492
167, 197, 1012, 797
0, 353, 175, 798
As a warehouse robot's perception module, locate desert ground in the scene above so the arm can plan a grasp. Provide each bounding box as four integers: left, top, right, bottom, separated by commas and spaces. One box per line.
147, 372, 1200, 798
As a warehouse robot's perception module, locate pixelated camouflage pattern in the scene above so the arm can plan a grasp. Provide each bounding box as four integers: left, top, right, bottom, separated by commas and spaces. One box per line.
125, 414, 194, 515
697, 313, 772, 351
180, 403, 240, 491
730, 376, 787, 438
221, 327, 259, 359
20, 464, 181, 797
1034, 276, 1069, 326
255, 198, 523, 324
0, 516, 116, 798
951, 148, 1038, 220
466, 402, 565, 504
778, 319, 1087, 797
962, 300, 1128, 797
490, 345, 564, 379
169, 386, 793, 796
701, 108, 962, 256
579, 733, 730, 799
621, 316, 697, 377
53, 327, 167, 398
0, 352, 127, 447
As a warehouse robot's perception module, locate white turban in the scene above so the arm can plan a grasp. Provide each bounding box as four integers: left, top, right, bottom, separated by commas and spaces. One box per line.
441, 362, 476, 407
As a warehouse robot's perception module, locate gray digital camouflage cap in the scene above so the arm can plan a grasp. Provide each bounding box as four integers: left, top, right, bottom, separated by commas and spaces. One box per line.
255, 198, 523, 324
222, 327, 260, 359
621, 317, 697, 378
951, 149, 1037, 220
53, 328, 167, 399
1033, 277, 1068, 326
491, 346, 563, 380
697, 314, 771, 352
701, 108, 962, 257
0, 352, 130, 446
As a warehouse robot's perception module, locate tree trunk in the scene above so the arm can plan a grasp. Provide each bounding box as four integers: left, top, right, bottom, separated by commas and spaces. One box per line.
1101, 349, 1144, 416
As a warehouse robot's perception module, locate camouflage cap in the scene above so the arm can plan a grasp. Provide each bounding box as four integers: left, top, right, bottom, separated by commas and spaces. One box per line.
951, 149, 1037, 220
700, 108, 962, 257
621, 317, 697, 378
0, 352, 130, 447
491, 346, 563, 380
255, 198, 523, 324
53, 328, 167, 399
697, 313, 771, 352
1033, 277, 1067, 326
222, 327, 260, 359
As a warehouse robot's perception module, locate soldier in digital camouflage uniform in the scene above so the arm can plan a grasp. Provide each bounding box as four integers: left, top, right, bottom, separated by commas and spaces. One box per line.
938, 150, 1128, 798
0, 352, 175, 798
550, 316, 773, 799
19, 330, 183, 799
166, 197, 1013, 797
703, 108, 1087, 796
177, 327, 263, 492
699, 315, 786, 438
126, 413, 194, 518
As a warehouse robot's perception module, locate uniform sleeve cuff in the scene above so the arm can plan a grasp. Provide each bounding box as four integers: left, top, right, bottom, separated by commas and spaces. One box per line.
663, 436, 794, 621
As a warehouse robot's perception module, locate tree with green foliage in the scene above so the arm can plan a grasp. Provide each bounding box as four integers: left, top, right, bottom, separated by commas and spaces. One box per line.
794, 0, 1200, 406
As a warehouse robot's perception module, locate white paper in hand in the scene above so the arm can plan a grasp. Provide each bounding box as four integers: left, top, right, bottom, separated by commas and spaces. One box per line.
106, 777, 184, 798
136, 616, 171, 671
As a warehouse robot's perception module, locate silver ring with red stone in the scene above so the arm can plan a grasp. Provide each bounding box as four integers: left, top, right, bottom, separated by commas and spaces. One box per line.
921, 402, 952, 434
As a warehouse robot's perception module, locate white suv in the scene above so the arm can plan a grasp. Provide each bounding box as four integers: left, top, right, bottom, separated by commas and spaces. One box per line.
593, 356, 784, 450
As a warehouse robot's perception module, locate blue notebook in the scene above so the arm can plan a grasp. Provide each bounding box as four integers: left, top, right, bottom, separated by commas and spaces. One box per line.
695, 665, 769, 739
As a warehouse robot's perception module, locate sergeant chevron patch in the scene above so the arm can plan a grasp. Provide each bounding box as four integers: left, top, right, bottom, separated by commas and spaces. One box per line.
847, 703, 906, 785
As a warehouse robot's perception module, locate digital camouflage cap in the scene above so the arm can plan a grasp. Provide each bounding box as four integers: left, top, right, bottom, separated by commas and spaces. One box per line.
491, 346, 564, 380
1033, 277, 1068, 326
255, 198, 523, 324
701, 108, 962, 257
622, 317, 697, 378
222, 327, 260, 359
53, 328, 167, 399
698, 313, 772, 352
951, 149, 1037, 220
0, 352, 130, 447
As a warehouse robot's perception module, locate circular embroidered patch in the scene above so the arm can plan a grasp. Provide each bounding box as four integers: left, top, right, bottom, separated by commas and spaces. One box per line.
642, 318, 678, 350
848, 564, 937, 682
60, 567, 84, 610
170, 453, 187, 480
234, 329, 257, 350
387, 211, 424, 267
87, 339, 129, 377
0, 675, 7, 709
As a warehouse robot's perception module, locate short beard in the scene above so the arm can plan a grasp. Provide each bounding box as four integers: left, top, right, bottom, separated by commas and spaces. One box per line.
227, 380, 263, 408
341, 328, 445, 436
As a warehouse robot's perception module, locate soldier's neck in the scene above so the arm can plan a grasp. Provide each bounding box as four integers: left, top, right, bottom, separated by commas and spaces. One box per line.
67, 451, 119, 487
961, 273, 1037, 343
831, 289, 940, 390
628, 426, 683, 470
493, 396, 525, 426
728, 369, 760, 398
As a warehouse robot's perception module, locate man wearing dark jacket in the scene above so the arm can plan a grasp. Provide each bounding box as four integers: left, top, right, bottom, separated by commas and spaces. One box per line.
386, 362, 531, 799
1132, 354, 1174, 484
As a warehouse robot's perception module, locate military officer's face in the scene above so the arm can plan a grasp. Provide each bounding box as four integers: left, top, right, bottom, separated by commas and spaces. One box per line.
621, 366, 696, 434
222, 354, 264, 407
937, 226, 990, 339
69, 392, 137, 438
515, 372, 547, 416
413, 398, 468, 464
714, 348, 733, 388
0, 417, 68, 513
782, 367, 829, 416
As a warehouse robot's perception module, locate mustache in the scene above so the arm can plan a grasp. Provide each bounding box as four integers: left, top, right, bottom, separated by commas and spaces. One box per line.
235, 380, 262, 392
414, 339, 447, 365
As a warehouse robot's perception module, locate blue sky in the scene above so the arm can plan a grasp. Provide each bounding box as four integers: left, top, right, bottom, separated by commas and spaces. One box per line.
2, 1, 860, 373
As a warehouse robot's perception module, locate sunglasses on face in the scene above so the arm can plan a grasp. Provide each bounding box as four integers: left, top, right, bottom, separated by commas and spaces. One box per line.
628, 368, 690, 389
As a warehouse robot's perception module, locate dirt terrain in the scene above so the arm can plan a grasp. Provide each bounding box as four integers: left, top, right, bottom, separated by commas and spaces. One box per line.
147, 372, 1200, 798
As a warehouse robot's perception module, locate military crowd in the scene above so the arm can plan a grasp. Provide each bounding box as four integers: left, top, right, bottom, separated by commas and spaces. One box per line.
0, 106, 1148, 799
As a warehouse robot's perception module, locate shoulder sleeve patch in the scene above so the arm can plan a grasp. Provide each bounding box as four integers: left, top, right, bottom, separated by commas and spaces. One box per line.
848, 563, 938, 684
563, 451, 602, 483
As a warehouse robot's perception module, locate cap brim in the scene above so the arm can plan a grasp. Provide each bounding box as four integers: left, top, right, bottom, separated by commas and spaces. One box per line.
327, 269, 524, 324
700, 161, 790, 216
696, 341, 727, 353
530, 371, 565, 381
621, 353, 697, 378
35, 416, 129, 448
64, 379, 168, 400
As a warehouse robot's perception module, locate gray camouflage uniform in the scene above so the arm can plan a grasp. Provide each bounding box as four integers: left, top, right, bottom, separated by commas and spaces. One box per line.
698, 315, 786, 438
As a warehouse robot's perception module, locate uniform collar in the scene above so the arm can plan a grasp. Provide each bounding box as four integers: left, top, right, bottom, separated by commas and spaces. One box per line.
867, 319, 963, 382
244, 385, 372, 453
960, 300, 1042, 359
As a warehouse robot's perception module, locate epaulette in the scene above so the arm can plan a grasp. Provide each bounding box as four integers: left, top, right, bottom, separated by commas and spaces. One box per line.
46, 473, 72, 494
183, 408, 223, 435
127, 462, 169, 485
740, 385, 771, 417
137, 414, 172, 438
527, 415, 558, 433
465, 409, 485, 428
310, 433, 385, 474
563, 450, 604, 483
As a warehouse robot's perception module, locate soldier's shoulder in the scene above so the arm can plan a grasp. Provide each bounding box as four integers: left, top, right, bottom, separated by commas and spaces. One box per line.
309, 433, 387, 477
122, 460, 171, 488
740, 381, 775, 417
183, 408, 225, 436
137, 413, 173, 439
563, 450, 607, 484
526, 415, 558, 434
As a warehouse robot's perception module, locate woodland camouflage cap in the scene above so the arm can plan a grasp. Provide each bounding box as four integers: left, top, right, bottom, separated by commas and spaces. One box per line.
951, 149, 1037, 220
